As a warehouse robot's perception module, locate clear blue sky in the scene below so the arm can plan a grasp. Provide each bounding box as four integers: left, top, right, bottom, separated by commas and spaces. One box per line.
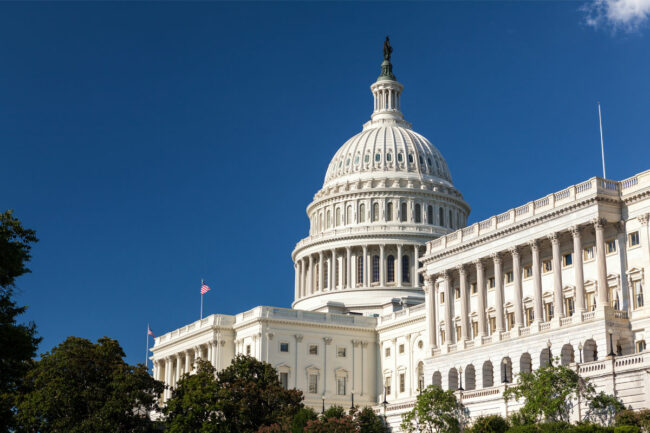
2, 2, 649, 366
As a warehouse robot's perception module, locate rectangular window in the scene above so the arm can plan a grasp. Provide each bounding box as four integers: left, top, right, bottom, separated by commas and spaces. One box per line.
440, 292, 445, 304
337, 377, 346, 395
308, 374, 318, 394
385, 347, 391, 358
472, 321, 478, 338
505, 271, 513, 284
525, 307, 534, 326
440, 330, 445, 344
309, 345, 318, 355
543, 260, 553, 273
246, 345, 251, 356
629, 231, 640, 247
565, 297, 575, 316
471, 283, 477, 294
488, 277, 495, 289
524, 266, 533, 278
586, 291, 596, 311
633, 280, 644, 309
399, 344, 404, 354
280, 342, 289, 353
544, 302, 554, 321
563, 253, 573, 267
337, 346, 346, 357
399, 373, 405, 393
606, 240, 617, 254
636, 340, 647, 353
280, 372, 289, 389
489, 317, 496, 335
385, 377, 392, 395
584, 246, 595, 261
455, 287, 460, 299
506, 312, 515, 330
455, 325, 462, 341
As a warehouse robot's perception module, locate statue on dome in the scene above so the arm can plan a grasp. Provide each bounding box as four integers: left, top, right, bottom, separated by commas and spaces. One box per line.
383, 36, 392, 61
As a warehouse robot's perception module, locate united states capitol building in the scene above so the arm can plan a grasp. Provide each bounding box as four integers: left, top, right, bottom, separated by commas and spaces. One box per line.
150, 44, 650, 428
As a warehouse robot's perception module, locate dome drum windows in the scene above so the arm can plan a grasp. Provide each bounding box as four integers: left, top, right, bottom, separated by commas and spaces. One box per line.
400, 202, 407, 222
414, 204, 422, 223
372, 202, 380, 222
387, 255, 395, 283
359, 203, 366, 223
386, 202, 394, 222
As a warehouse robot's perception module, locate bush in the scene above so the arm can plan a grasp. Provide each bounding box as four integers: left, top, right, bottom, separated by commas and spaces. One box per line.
468, 415, 510, 433
614, 426, 641, 433
292, 407, 318, 433
322, 405, 347, 420
571, 424, 615, 433
616, 409, 650, 431
507, 425, 541, 433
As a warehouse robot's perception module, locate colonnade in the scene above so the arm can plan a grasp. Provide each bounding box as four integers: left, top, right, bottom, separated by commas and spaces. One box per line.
295, 244, 423, 300
425, 219, 610, 350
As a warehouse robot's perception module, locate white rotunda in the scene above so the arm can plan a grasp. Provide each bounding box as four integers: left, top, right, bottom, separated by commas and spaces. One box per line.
292, 44, 470, 314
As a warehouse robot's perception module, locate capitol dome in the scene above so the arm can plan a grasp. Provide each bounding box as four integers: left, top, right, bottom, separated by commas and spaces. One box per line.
292, 40, 469, 315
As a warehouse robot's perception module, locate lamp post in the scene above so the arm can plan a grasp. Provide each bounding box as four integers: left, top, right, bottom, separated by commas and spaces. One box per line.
458, 367, 464, 391
502, 359, 509, 384
350, 389, 355, 410
608, 328, 616, 357
321, 395, 325, 414
382, 389, 388, 426
578, 342, 583, 364
547, 339, 553, 366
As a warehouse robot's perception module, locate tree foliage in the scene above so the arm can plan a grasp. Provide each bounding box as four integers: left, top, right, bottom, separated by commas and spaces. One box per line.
401, 385, 468, 433
467, 415, 510, 433
503, 362, 594, 424
15, 336, 163, 433
0, 210, 40, 432
585, 392, 625, 426
165, 355, 303, 433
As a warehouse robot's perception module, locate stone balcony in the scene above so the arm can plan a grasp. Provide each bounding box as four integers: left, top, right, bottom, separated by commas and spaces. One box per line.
234, 306, 378, 328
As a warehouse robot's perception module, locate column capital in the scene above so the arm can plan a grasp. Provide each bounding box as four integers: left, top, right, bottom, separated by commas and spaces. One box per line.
473, 259, 485, 270
569, 225, 582, 238
294, 334, 303, 342
456, 264, 466, 275
528, 239, 539, 251
267, 332, 274, 340
509, 246, 520, 257
361, 341, 369, 348
638, 213, 650, 226
323, 337, 333, 345
491, 252, 502, 264
592, 217, 607, 230
352, 340, 361, 347
547, 232, 559, 244
346, 246, 351, 252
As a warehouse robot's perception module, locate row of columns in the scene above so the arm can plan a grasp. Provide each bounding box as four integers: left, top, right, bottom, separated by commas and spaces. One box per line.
425, 219, 610, 349
295, 244, 422, 299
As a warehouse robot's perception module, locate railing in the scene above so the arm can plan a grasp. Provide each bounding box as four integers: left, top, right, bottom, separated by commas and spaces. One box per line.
582, 311, 596, 321
520, 327, 530, 336
539, 322, 551, 331
614, 310, 628, 319
560, 316, 573, 326
448, 344, 457, 353
496, 212, 510, 223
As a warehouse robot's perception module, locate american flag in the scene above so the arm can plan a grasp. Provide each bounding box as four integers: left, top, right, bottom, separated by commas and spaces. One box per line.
147, 325, 155, 338
201, 282, 211, 295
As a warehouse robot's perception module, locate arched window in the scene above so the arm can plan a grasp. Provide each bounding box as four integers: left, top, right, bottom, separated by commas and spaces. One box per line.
561, 344, 575, 365
400, 202, 407, 222
319, 213, 324, 232
327, 210, 331, 229
359, 204, 366, 223
540, 348, 552, 368
324, 262, 329, 289
372, 255, 380, 283
439, 208, 444, 226
520, 353, 532, 374
465, 364, 476, 390
372, 203, 379, 222
335, 208, 341, 227
449, 209, 453, 229
427, 205, 434, 224
357, 256, 364, 285
402, 255, 410, 283
387, 202, 393, 221
414, 204, 421, 223
448, 368, 458, 391
482, 361, 494, 388
417, 362, 425, 392
431, 371, 442, 388
346, 205, 352, 225
584, 339, 598, 362
387, 256, 395, 283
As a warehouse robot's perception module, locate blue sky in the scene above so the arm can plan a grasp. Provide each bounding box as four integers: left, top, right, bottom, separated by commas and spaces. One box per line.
1, 2, 649, 366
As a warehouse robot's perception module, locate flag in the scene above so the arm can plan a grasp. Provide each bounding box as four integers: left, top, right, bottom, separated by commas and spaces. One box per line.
201, 282, 211, 295
147, 325, 155, 338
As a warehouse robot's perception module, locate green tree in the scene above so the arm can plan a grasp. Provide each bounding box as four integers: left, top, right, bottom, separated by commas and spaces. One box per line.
586, 392, 625, 426
401, 385, 468, 433
503, 362, 594, 424
353, 406, 386, 433
165, 355, 303, 433
323, 405, 347, 420
15, 336, 163, 433
291, 407, 318, 433
467, 414, 509, 433
0, 210, 40, 432
304, 415, 357, 433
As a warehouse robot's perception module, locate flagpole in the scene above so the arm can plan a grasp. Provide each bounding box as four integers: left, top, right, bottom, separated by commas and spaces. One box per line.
200, 279, 203, 320
145, 323, 149, 370
598, 101, 606, 179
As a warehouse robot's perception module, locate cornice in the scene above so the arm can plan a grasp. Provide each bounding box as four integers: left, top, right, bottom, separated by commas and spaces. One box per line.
233, 316, 379, 334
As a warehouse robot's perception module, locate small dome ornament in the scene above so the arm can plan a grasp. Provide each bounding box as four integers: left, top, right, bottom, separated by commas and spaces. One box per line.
378, 36, 396, 81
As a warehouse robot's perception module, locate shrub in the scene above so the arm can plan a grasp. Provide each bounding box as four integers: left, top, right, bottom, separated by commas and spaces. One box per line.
507, 425, 541, 433
614, 426, 641, 433
468, 415, 510, 433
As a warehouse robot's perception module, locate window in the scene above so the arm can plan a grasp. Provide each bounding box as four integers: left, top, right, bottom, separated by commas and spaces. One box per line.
439, 208, 444, 226
400, 202, 407, 222
354, 155, 359, 165
408, 153, 414, 163
455, 325, 461, 340
372, 203, 379, 222
386, 153, 392, 162
326, 210, 331, 229
280, 342, 289, 353
543, 260, 552, 273
309, 345, 318, 355
372, 255, 380, 283
364, 154, 370, 163
455, 287, 461, 299
489, 317, 496, 335
385, 347, 391, 357
629, 231, 640, 247
505, 271, 514, 284
488, 277, 495, 289
449, 210, 453, 229
633, 280, 644, 309
375, 153, 380, 162
440, 330, 446, 344
387, 202, 393, 221
427, 205, 434, 224
337, 377, 346, 395
563, 253, 573, 267
586, 291, 596, 311
359, 203, 366, 223
606, 240, 617, 254
337, 347, 347, 357
402, 255, 410, 283
357, 256, 364, 284
399, 373, 405, 393
637, 340, 647, 353
544, 302, 554, 321
524, 266, 533, 278
335, 208, 341, 227
399, 344, 405, 354
611, 287, 620, 310
583, 246, 595, 261
565, 297, 575, 316
471, 283, 477, 294
346, 205, 352, 225
525, 307, 534, 326
309, 374, 318, 394
472, 321, 479, 338
387, 255, 395, 282
385, 377, 392, 395
280, 372, 289, 389
440, 292, 445, 304
397, 152, 403, 162
414, 204, 422, 223
324, 262, 329, 289
506, 312, 515, 330
418, 340, 423, 349
246, 345, 251, 356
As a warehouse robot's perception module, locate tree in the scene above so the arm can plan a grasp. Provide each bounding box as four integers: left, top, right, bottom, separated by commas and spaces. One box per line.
467, 415, 509, 433
15, 336, 163, 433
323, 405, 347, 420
0, 210, 40, 432
503, 362, 594, 424
291, 407, 318, 433
585, 392, 625, 426
353, 406, 386, 433
401, 385, 468, 433
165, 355, 303, 433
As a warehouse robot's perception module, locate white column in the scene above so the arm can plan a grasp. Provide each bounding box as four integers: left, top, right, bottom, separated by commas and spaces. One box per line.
406, 334, 412, 396
571, 226, 585, 313
308, 255, 314, 295
549, 233, 565, 319
346, 247, 352, 289
459, 265, 469, 341
594, 218, 609, 306
318, 252, 324, 292
329, 249, 335, 290
492, 253, 505, 332
530, 240, 543, 324
413, 245, 420, 288
300, 259, 306, 297
425, 276, 437, 351
443, 271, 453, 344
475, 260, 487, 336
511, 247, 524, 327
379, 245, 386, 286
397, 244, 403, 285
164, 357, 171, 399
174, 354, 181, 385
294, 263, 299, 300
